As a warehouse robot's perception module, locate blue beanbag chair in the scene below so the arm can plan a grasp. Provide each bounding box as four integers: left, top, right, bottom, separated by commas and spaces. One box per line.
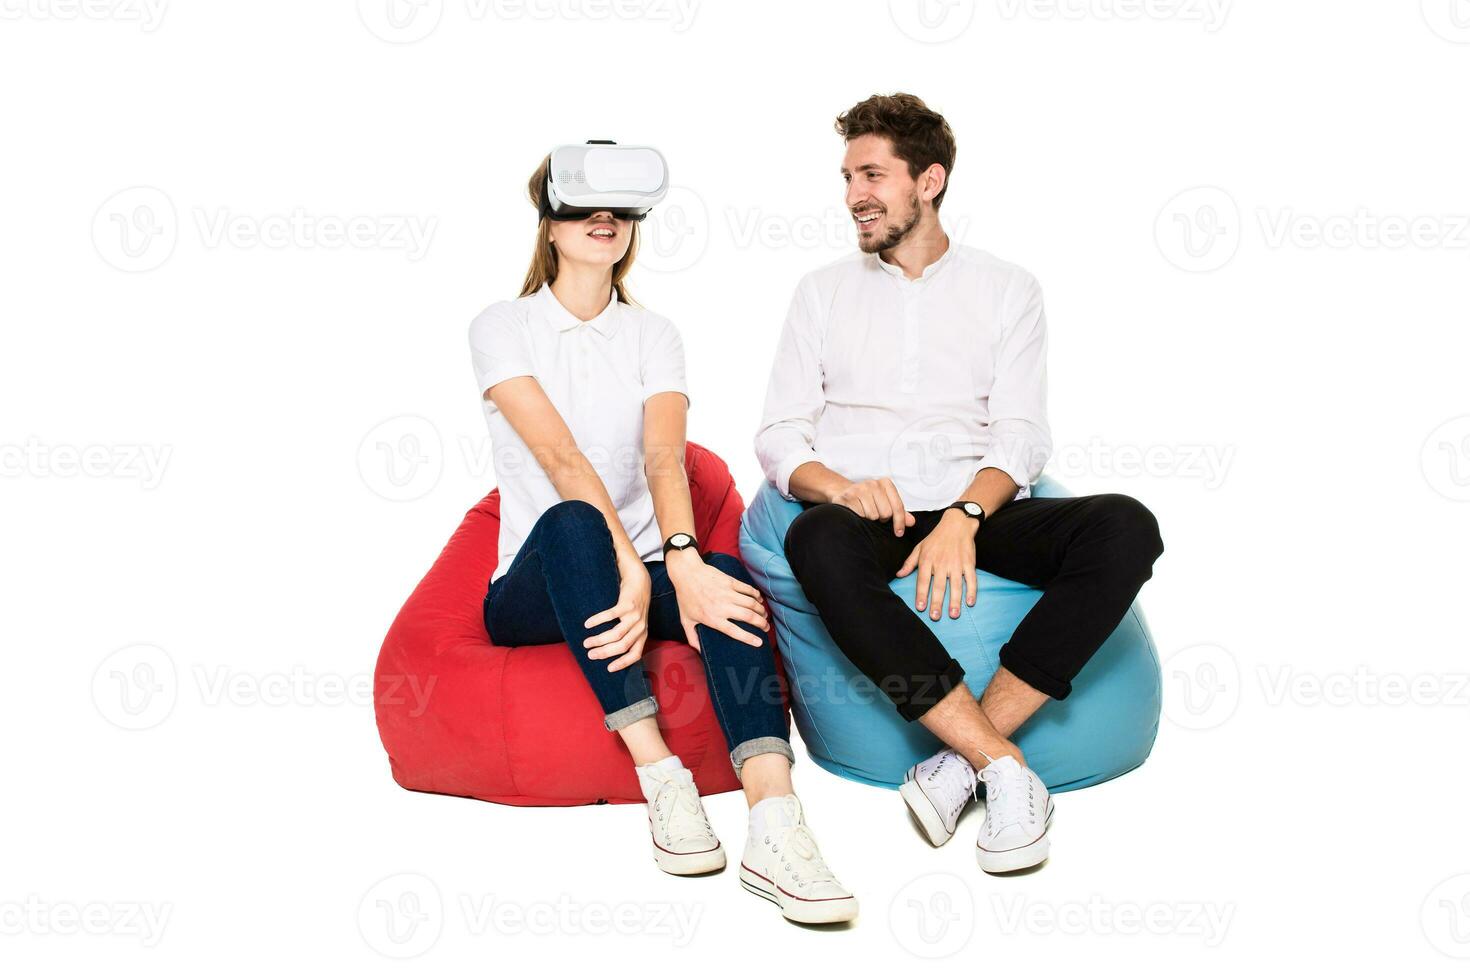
739, 477, 1161, 793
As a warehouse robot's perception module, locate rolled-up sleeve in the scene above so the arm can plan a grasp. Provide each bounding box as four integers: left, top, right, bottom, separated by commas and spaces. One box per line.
979, 274, 1052, 488
754, 278, 826, 500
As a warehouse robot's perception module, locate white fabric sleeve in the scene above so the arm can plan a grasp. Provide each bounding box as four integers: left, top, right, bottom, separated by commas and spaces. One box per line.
468, 305, 534, 408
978, 273, 1052, 488
754, 277, 827, 500
640, 315, 689, 405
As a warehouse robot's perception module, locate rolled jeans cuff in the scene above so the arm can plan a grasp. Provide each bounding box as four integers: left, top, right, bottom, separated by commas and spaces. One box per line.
603, 696, 658, 732
730, 736, 795, 780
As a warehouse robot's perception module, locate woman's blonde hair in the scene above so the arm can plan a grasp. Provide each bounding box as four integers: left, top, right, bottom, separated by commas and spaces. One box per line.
519, 155, 639, 305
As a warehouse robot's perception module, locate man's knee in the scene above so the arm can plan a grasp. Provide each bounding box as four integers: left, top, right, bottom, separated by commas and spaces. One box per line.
1091, 494, 1164, 568
783, 503, 861, 576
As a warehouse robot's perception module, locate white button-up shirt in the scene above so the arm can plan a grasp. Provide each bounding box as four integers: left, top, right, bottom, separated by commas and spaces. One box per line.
754, 242, 1051, 512
469, 284, 688, 582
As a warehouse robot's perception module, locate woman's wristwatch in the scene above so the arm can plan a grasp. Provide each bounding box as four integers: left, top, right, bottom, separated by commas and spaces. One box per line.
662, 532, 700, 557
945, 500, 986, 526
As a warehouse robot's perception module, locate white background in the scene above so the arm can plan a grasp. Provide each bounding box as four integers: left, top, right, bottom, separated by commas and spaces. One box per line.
4, 0, 1469, 972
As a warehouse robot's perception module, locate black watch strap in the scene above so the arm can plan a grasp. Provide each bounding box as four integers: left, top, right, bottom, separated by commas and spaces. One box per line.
946, 501, 986, 523
662, 532, 699, 557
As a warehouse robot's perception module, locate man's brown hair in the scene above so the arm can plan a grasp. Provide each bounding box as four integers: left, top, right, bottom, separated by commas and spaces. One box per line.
835, 92, 956, 209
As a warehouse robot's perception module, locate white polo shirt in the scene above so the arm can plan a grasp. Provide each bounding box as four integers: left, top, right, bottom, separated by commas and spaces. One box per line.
754, 241, 1051, 511
469, 284, 688, 582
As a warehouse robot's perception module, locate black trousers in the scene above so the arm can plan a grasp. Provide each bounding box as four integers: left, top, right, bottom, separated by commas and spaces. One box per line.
784, 493, 1164, 722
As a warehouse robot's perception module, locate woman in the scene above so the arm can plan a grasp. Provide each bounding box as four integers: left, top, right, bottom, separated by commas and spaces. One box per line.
467, 154, 857, 925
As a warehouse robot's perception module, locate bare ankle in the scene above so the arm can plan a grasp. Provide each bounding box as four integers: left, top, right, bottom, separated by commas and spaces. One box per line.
740, 753, 794, 807
961, 740, 1024, 772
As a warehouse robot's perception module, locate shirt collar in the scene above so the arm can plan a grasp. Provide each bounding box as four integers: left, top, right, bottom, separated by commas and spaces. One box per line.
874, 231, 956, 283
536, 282, 620, 337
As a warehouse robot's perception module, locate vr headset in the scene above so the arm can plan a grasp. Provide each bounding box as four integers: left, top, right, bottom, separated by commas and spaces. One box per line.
539, 140, 669, 222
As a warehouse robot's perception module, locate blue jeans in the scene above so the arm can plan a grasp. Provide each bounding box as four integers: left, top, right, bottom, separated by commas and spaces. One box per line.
484, 500, 793, 778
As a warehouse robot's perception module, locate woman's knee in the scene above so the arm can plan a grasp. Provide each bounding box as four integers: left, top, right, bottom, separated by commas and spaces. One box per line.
533, 500, 614, 561
540, 499, 609, 537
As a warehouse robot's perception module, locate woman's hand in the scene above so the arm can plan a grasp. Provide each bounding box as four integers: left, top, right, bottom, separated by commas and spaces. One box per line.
666, 551, 768, 650
583, 554, 653, 672
897, 510, 979, 621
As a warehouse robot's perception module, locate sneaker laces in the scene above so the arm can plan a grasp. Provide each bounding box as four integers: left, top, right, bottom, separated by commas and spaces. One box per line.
769, 801, 836, 887
648, 770, 713, 842
927, 752, 978, 818
980, 759, 1037, 830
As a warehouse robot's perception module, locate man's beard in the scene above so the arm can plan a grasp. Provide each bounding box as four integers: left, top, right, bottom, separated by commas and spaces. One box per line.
857, 192, 921, 254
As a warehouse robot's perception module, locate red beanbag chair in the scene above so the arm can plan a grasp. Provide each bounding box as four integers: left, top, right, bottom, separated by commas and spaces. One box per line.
374, 442, 778, 806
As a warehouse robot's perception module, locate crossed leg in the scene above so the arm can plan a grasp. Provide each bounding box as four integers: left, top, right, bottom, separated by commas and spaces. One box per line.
784, 493, 1164, 766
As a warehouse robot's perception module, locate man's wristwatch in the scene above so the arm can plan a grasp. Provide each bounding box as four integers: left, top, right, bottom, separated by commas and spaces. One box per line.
662, 532, 699, 557
945, 500, 986, 526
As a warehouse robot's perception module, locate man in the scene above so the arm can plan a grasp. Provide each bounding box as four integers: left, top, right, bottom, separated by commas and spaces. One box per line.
754, 93, 1164, 873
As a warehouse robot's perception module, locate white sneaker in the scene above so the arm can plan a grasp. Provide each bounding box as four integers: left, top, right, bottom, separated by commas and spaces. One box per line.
900, 748, 978, 846
642, 766, 726, 876
974, 755, 1054, 874
739, 796, 858, 924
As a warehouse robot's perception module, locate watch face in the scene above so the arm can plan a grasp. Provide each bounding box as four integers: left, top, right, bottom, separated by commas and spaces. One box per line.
963, 503, 983, 518
670, 533, 693, 548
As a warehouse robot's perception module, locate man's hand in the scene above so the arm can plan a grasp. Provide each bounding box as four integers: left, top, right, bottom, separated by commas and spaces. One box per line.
897, 509, 980, 620
830, 477, 916, 537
